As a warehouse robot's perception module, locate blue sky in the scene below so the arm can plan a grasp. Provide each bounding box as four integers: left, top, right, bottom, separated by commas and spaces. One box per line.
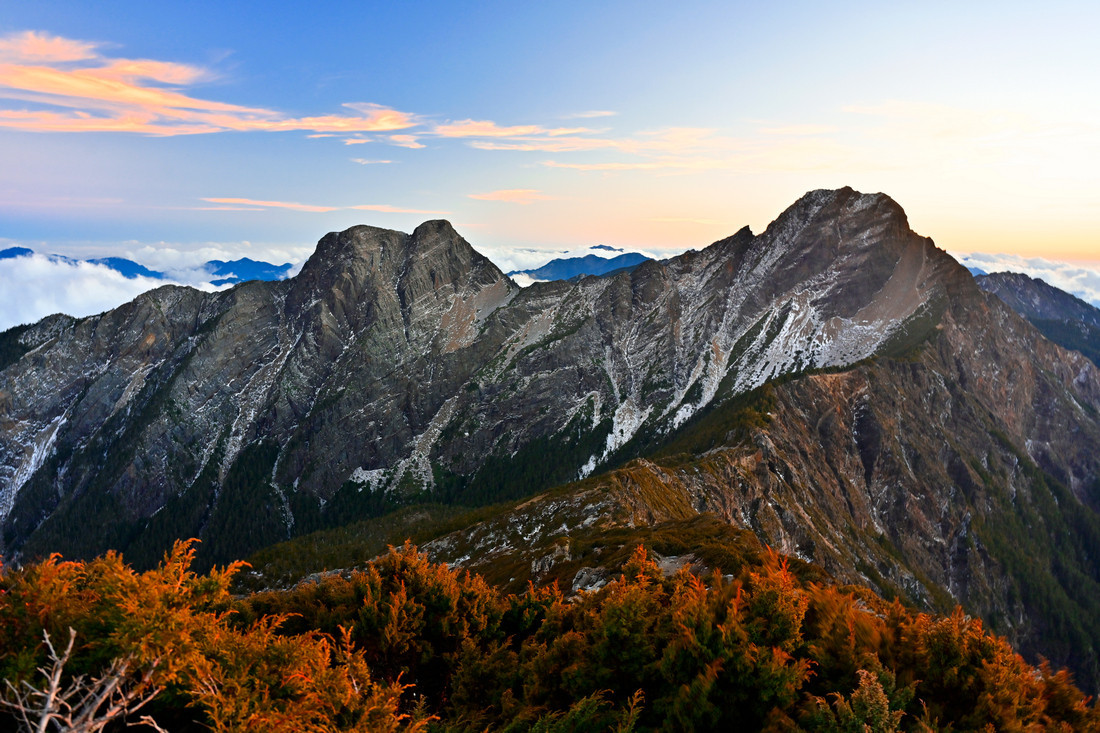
1, 0, 1098, 325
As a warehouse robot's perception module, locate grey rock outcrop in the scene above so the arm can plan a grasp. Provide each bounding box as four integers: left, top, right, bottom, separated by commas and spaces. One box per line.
2, 188, 1096, 585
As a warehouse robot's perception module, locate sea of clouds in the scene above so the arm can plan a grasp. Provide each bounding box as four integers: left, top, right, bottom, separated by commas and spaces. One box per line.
4, 243, 1097, 336
0, 241, 313, 333
0, 254, 222, 332
0, 241, 656, 331
954, 252, 1100, 308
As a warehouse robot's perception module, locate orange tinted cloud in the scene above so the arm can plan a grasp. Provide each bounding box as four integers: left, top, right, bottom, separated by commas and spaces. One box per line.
433, 119, 591, 138
468, 189, 553, 204
200, 198, 445, 214
388, 134, 425, 148
0, 31, 97, 63
202, 198, 338, 213
0, 31, 417, 136
349, 204, 449, 214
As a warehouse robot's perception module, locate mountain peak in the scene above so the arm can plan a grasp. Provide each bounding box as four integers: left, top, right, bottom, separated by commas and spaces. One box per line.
288, 220, 513, 337
768, 187, 903, 235
411, 218, 460, 239
297, 220, 488, 280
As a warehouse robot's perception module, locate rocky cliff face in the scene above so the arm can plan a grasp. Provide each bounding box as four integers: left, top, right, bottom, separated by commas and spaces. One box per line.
1, 188, 964, 566
976, 270, 1100, 367
3, 189, 1100, 691
423, 284, 1100, 687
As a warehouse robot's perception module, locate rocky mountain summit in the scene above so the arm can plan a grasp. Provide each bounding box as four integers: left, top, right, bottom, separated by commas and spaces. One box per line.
2, 187, 1100, 686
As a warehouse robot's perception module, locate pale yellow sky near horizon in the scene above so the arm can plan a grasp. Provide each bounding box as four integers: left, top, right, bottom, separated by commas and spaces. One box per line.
1, 3, 1097, 272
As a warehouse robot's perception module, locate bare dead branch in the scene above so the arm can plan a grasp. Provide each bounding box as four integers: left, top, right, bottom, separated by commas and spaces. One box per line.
0, 628, 166, 733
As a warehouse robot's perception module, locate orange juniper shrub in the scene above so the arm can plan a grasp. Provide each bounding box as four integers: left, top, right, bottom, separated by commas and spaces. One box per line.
0, 541, 430, 732
245, 541, 506, 711
5, 539, 1100, 731
193, 621, 430, 733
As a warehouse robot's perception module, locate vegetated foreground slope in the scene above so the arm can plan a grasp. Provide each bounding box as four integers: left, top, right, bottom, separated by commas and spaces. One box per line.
4, 187, 971, 567
3, 539, 1099, 731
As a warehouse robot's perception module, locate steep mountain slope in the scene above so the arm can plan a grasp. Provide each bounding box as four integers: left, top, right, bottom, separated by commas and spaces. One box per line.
977, 270, 1100, 366
420, 282, 1100, 686
0, 188, 968, 569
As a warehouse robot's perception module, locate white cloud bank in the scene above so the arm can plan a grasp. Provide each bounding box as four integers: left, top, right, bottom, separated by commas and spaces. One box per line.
0, 254, 226, 332
954, 252, 1100, 308
11, 243, 1093, 338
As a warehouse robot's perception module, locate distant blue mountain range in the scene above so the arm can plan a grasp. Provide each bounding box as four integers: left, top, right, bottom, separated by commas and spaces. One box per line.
508, 252, 651, 281
0, 247, 291, 285
204, 258, 294, 285
86, 257, 165, 279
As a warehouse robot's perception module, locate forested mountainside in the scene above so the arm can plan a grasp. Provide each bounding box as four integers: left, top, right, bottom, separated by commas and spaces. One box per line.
3, 187, 1100, 690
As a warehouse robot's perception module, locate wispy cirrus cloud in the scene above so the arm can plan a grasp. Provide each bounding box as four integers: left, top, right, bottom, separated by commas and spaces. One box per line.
468, 189, 553, 205
0, 33, 826, 173
202, 197, 339, 213
561, 110, 617, 119
349, 204, 449, 214
388, 134, 424, 148
200, 197, 447, 215
0, 30, 418, 136
466, 126, 745, 167
433, 119, 593, 138
0, 30, 97, 63
350, 158, 393, 165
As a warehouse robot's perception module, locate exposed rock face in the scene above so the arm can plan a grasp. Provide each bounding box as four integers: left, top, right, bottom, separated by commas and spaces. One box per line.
2, 188, 1099, 692
977, 271, 1100, 326
1, 188, 961, 566
425, 286, 1100, 686
977, 270, 1100, 367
